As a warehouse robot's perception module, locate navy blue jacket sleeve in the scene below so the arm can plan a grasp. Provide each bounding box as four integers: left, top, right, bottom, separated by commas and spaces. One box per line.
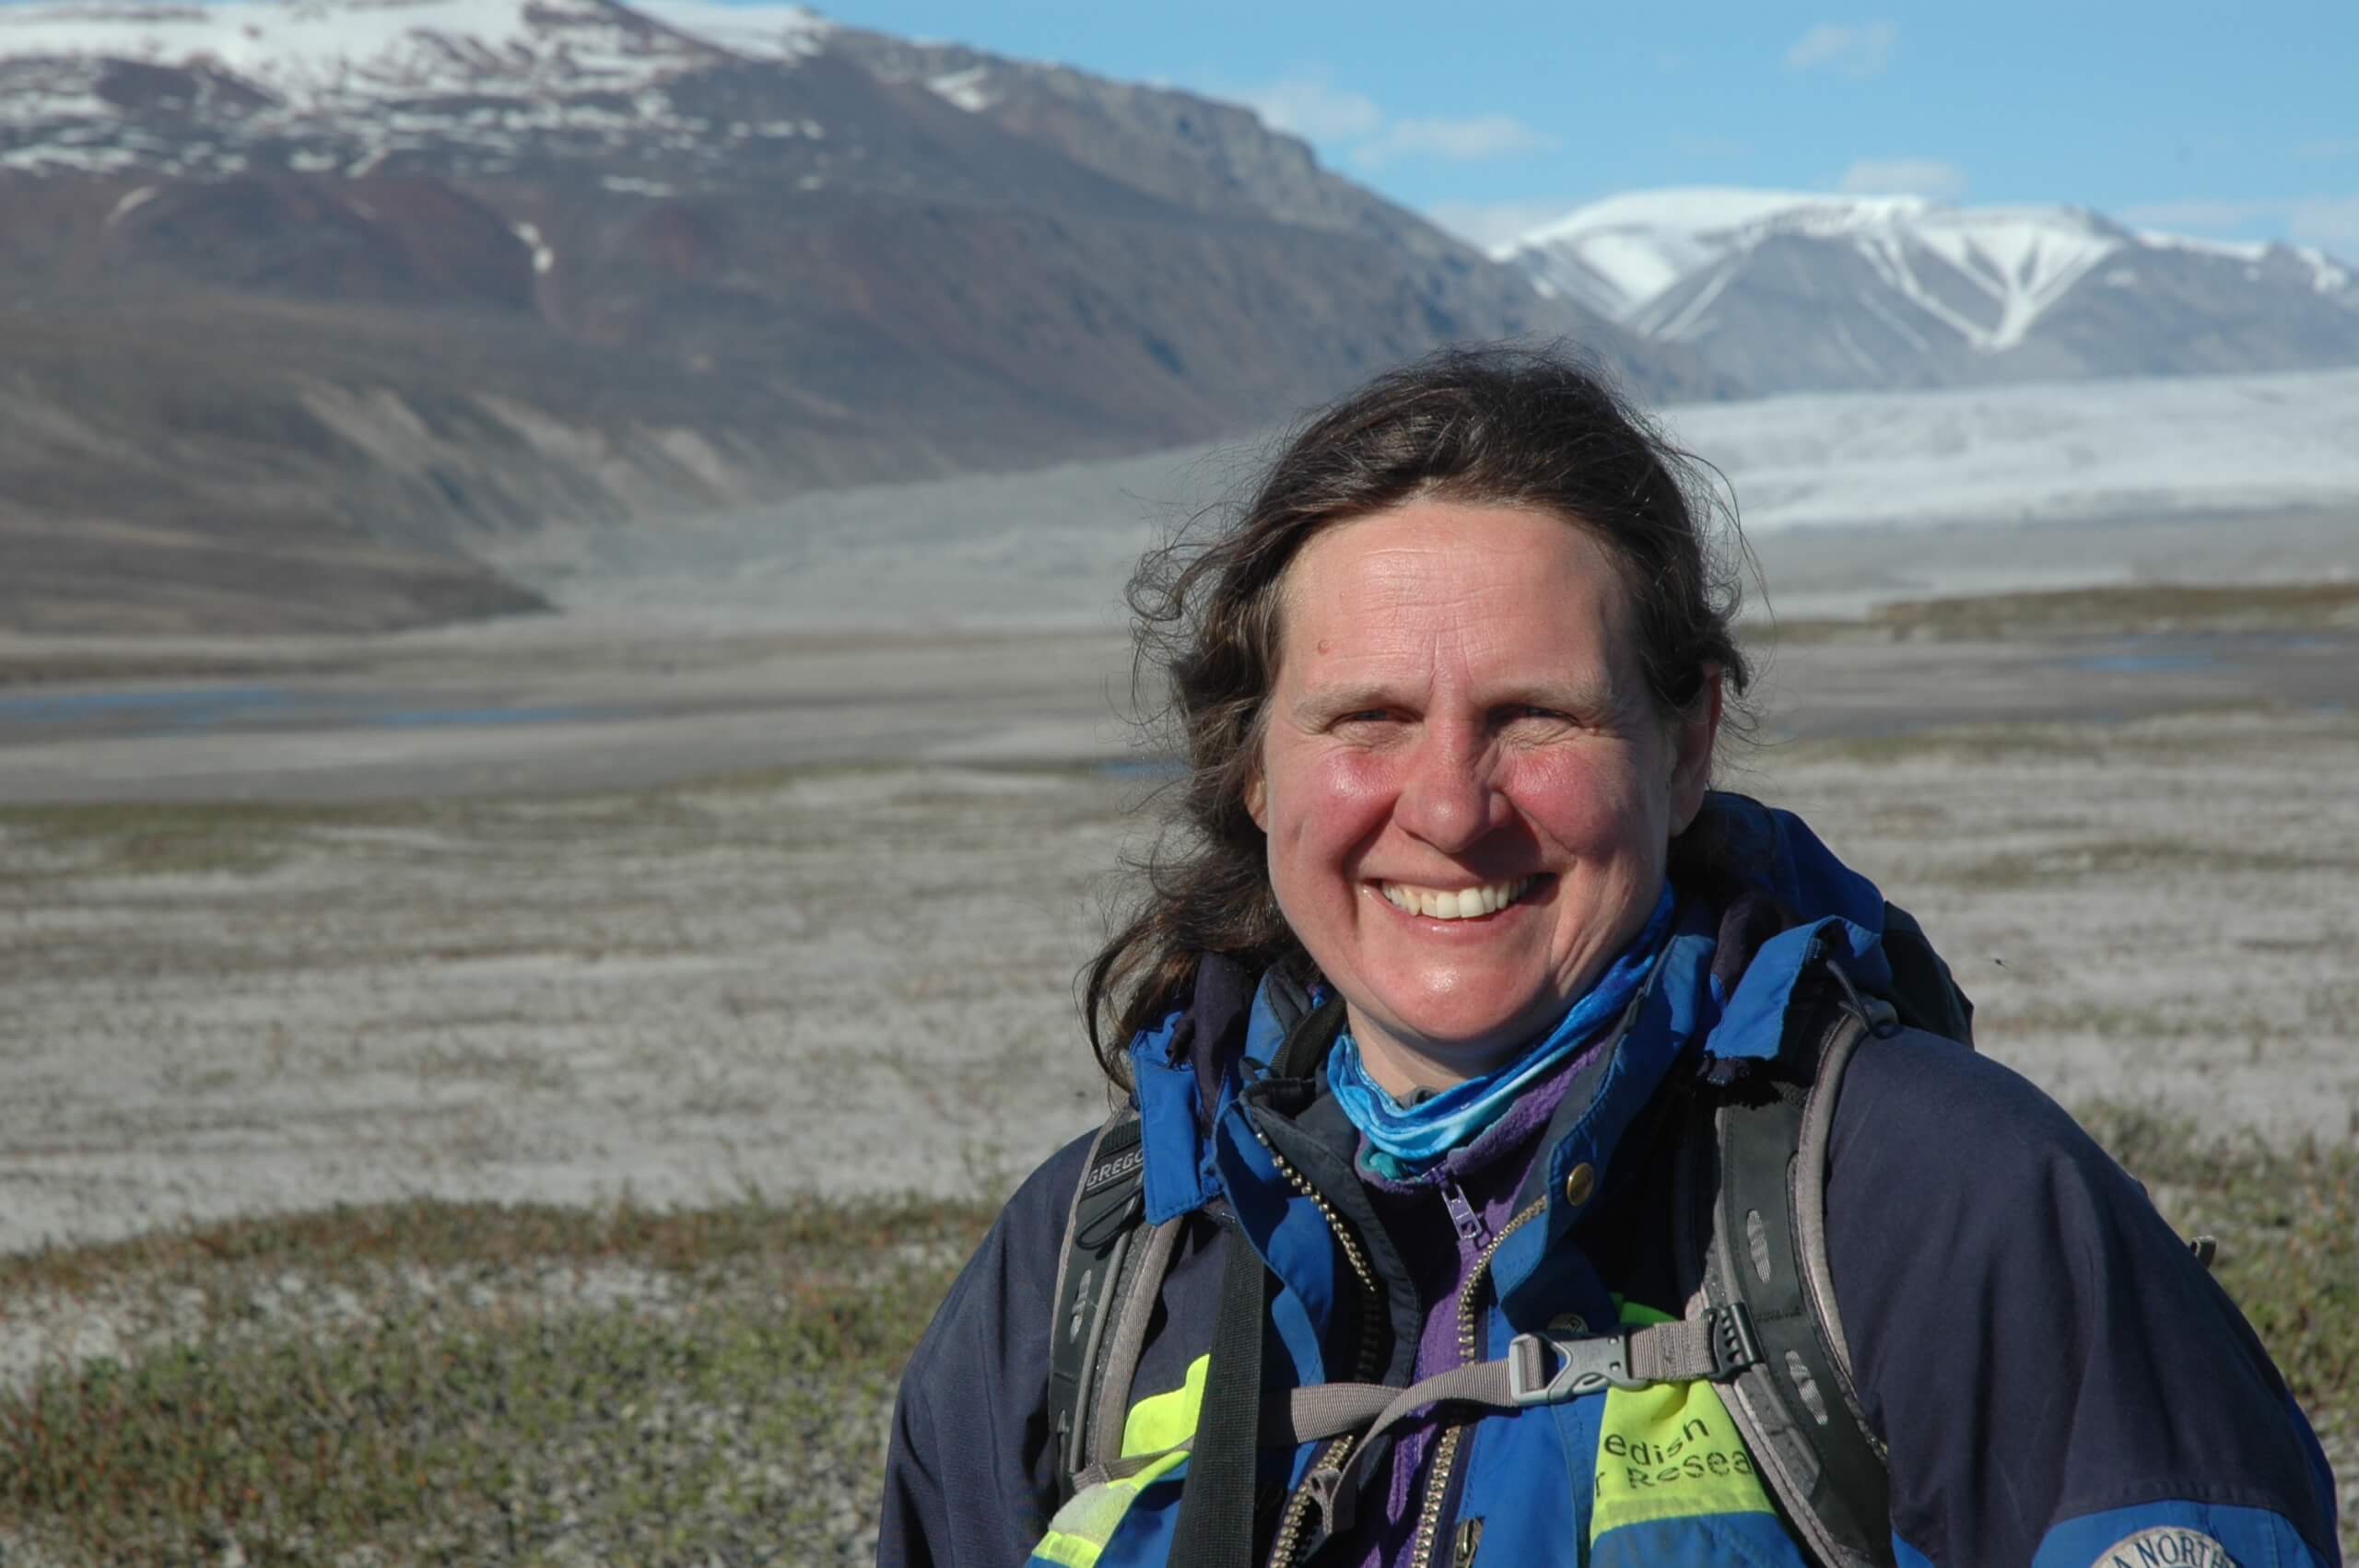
877, 1130, 1093, 1568
1827, 1032, 2341, 1566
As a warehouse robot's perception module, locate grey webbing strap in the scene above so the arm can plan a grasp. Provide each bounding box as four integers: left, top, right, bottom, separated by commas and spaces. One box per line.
1795, 997, 1884, 1449
1264, 1310, 1766, 1541
1083, 1215, 1185, 1479
1264, 1307, 1763, 1448
1049, 1113, 1148, 1498
1272, 1363, 1515, 1449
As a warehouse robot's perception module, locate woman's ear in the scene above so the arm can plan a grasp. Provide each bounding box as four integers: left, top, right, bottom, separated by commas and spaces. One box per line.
1668, 666, 1723, 836
1245, 769, 1269, 832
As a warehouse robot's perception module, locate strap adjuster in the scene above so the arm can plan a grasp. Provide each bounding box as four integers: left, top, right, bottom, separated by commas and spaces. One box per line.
1507, 1330, 1643, 1405
1708, 1303, 1766, 1379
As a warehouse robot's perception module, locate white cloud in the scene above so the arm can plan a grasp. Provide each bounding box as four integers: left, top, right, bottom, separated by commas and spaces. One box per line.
1226, 67, 1553, 170
1836, 157, 1966, 199
1426, 198, 1582, 252
1357, 113, 1556, 169
2288, 197, 2359, 258
1785, 20, 1897, 77
1236, 71, 1381, 141
2120, 196, 2359, 261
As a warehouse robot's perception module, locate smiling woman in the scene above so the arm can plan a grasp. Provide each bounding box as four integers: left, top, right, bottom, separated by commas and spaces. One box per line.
1250, 505, 1717, 1090
876, 348, 2341, 1568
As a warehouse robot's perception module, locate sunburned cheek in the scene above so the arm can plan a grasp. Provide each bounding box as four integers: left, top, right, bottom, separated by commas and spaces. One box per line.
1509, 751, 1657, 846
1305, 750, 1398, 813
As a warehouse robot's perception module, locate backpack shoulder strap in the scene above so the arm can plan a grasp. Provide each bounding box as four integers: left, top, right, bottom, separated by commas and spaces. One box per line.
1046, 1108, 1183, 1501
1677, 964, 1897, 1568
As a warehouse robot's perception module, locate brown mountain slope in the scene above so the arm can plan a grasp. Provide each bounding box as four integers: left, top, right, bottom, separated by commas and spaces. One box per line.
0, 6, 1719, 634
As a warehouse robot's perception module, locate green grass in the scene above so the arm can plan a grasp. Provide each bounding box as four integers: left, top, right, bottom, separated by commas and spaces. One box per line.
0, 761, 1125, 884
0, 1196, 996, 1566
0, 801, 371, 878
1943, 837, 2342, 891
0, 1117, 2350, 1564
0, 792, 706, 881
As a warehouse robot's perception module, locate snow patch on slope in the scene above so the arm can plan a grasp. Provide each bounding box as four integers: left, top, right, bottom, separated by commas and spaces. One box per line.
2141, 229, 2353, 295
509, 217, 553, 273
630, 0, 828, 62
103, 181, 155, 224
0, 0, 827, 116
4, 0, 651, 107
0, 0, 852, 181
925, 64, 990, 112
1502, 187, 1931, 318
1908, 206, 2119, 349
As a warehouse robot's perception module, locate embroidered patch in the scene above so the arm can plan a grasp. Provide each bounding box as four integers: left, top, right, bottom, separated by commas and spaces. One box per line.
2091, 1527, 2238, 1568
1589, 1299, 1775, 1540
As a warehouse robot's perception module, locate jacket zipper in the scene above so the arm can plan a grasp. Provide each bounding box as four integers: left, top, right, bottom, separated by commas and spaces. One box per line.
1405, 1195, 1549, 1568
1249, 1116, 1383, 1568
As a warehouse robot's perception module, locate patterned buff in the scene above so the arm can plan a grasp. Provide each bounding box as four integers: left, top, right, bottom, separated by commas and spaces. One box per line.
1328, 884, 1679, 1177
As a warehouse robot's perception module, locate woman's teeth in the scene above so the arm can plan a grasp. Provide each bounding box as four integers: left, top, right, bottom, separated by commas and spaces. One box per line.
1379, 876, 1537, 920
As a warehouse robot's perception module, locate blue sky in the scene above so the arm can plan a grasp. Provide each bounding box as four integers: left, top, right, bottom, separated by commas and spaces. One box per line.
815, 2, 2359, 256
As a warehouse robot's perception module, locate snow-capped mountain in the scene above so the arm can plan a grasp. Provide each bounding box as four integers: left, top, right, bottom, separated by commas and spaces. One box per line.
0, 0, 845, 186
0, 0, 807, 119
1500, 188, 2359, 392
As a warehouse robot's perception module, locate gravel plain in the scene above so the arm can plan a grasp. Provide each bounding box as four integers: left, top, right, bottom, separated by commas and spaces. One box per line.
3, 692, 2354, 1257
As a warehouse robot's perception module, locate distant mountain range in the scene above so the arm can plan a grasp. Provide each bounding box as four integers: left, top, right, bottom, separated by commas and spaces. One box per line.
0, 2, 2352, 633
1496, 188, 2359, 392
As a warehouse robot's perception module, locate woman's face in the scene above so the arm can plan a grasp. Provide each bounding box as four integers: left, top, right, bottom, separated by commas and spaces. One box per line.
1250, 499, 1719, 1094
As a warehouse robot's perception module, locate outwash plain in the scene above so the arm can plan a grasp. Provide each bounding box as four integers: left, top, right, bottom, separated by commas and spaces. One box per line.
1, 449, 2354, 1558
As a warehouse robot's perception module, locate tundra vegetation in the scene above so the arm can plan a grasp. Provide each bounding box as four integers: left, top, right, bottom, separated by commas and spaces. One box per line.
2, 701, 2353, 1563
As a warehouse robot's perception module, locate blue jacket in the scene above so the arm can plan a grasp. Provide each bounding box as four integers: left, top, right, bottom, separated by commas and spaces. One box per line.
880, 799, 2341, 1567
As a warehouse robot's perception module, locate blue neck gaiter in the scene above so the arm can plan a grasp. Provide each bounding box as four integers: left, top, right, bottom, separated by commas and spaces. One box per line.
1327, 884, 1678, 1178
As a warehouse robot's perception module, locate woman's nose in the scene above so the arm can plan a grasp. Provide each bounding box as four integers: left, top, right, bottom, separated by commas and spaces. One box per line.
1393, 727, 1508, 851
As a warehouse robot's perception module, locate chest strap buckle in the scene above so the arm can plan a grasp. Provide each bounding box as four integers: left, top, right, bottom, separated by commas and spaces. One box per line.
1508, 1330, 1644, 1404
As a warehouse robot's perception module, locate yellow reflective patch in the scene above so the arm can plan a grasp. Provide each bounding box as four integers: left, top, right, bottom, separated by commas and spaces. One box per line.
1027, 1357, 1211, 1568
1589, 1300, 1777, 1541
1032, 1527, 1101, 1568
1031, 1450, 1191, 1568
1120, 1352, 1209, 1457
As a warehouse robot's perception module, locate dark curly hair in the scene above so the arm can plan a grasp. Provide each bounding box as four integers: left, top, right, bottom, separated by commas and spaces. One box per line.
1083, 345, 1753, 1085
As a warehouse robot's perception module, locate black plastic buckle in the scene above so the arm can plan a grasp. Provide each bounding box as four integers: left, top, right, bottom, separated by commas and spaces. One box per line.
1708, 1303, 1766, 1379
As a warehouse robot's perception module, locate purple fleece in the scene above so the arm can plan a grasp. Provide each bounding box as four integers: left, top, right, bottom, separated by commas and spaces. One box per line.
1342, 1035, 1604, 1568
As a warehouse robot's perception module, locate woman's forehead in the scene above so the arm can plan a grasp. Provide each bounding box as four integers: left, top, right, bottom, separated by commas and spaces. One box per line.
1273, 501, 1637, 662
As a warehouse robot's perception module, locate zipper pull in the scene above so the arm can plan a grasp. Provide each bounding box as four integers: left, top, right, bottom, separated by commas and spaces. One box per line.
1436, 1173, 1487, 1249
